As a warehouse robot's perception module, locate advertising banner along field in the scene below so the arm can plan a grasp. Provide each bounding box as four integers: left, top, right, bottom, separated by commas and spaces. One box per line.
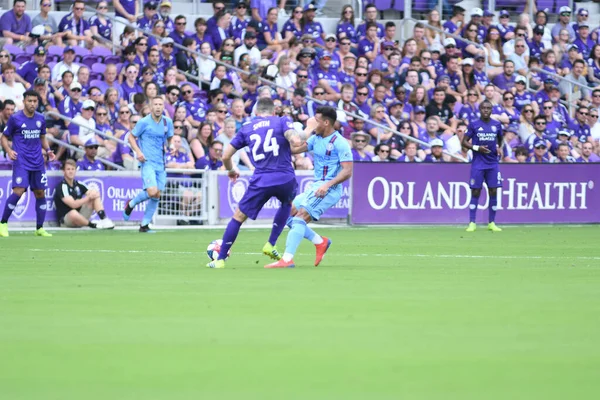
351, 163, 600, 224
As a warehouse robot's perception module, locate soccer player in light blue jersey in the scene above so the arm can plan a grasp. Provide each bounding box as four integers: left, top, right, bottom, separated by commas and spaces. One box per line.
123, 97, 174, 232
265, 106, 353, 269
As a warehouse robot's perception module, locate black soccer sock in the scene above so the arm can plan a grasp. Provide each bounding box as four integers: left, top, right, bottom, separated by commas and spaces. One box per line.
98, 210, 106, 220
88, 221, 97, 228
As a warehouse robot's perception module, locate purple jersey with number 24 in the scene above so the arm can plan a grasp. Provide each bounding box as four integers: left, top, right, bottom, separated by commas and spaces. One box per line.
230, 116, 296, 187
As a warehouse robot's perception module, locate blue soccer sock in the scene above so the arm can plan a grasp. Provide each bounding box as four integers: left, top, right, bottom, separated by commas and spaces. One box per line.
489, 195, 498, 223
283, 217, 307, 262
131, 190, 150, 208
285, 216, 293, 228
469, 194, 480, 223
141, 197, 159, 226
35, 197, 47, 230
268, 203, 291, 246
1, 193, 21, 223
219, 218, 242, 260
303, 225, 323, 245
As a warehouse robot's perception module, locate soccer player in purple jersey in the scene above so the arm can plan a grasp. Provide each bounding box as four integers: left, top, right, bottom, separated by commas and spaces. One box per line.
206, 98, 304, 269
461, 100, 503, 232
0, 91, 55, 237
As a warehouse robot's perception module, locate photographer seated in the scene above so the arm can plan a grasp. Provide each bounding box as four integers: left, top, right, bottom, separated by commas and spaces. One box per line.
53, 160, 114, 229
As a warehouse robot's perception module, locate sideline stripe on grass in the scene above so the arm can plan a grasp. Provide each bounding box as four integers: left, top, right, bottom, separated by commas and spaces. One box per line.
28, 248, 600, 261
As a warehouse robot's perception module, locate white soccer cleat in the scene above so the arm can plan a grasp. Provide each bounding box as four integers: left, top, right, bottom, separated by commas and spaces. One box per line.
96, 218, 115, 230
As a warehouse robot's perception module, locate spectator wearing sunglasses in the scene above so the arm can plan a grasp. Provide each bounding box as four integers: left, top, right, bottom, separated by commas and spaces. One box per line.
137, 1, 158, 32
231, 1, 250, 43
372, 144, 391, 162
351, 131, 373, 162
58, 0, 94, 47
32, 1, 65, 45
551, 6, 576, 44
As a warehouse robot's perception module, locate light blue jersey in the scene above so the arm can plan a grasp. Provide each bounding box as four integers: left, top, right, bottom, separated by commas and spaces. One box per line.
132, 114, 174, 191
132, 114, 174, 169
307, 131, 352, 185
295, 131, 352, 220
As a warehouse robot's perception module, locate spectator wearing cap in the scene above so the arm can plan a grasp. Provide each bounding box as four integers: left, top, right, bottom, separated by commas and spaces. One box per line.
552, 6, 576, 44
58, 81, 83, 128
350, 131, 373, 161
462, 8, 486, 42
301, 4, 325, 46
573, 23, 594, 59
32, 0, 67, 45
0, 64, 26, 110
156, 1, 174, 35
573, 8, 589, 33
137, 1, 158, 32
158, 37, 176, 70
51, 46, 80, 83
443, 5, 465, 36
527, 25, 546, 60
58, 0, 93, 47
423, 138, 445, 162
527, 139, 552, 163
234, 31, 261, 67
500, 125, 519, 162
559, 44, 582, 75
15, 46, 46, 88
0, 0, 32, 45
513, 75, 535, 112
496, 10, 515, 42
76, 138, 106, 171
169, 15, 189, 50
371, 40, 395, 72
550, 130, 574, 157
69, 99, 99, 149
322, 34, 341, 69
559, 59, 589, 102
314, 52, 341, 102
89, 1, 112, 47
356, 4, 385, 41
192, 18, 215, 55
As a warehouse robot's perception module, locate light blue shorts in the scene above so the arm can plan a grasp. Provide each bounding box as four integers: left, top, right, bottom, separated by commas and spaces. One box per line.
141, 164, 166, 191
293, 180, 342, 221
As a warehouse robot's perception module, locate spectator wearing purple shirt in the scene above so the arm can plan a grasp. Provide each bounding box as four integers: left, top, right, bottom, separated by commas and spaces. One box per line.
301, 5, 325, 46
497, 10, 515, 42
574, 24, 594, 59
357, 22, 379, 61
76, 138, 105, 171
17, 46, 47, 86
137, 1, 159, 32
195, 141, 224, 170
568, 106, 592, 144
337, 5, 358, 44
58, 0, 93, 47
527, 139, 552, 163
191, 18, 215, 53
121, 64, 144, 104
231, 1, 250, 42
492, 60, 516, 93
169, 15, 189, 53
350, 132, 373, 161
443, 5, 465, 36
0, 0, 32, 44
89, 2, 113, 44
356, 5, 384, 41
251, 0, 275, 23
96, 65, 124, 101
577, 142, 600, 162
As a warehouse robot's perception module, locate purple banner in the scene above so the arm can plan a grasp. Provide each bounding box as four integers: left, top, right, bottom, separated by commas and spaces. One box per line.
218, 174, 349, 219
0, 172, 146, 223
351, 163, 600, 224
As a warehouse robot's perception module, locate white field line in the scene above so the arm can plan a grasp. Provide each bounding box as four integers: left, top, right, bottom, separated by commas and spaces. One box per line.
26, 248, 600, 261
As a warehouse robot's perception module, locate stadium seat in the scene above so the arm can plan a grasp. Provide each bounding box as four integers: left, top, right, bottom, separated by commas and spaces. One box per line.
47, 61, 56, 70
91, 63, 107, 75
93, 47, 114, 60
104, 55, 121, 65
3, 44, 23, 56
89, 72, 104, 81
374, 0, 393, 12
15, 54, 31, 65
393, 0, 405, 12
89, 79, 104, 88
80, 55, 100, 68
115, 63, 124, 74
24, 44, 37, 55
12, 62, 20, 69
73, 46, 91, 61
47, 45, 64, 58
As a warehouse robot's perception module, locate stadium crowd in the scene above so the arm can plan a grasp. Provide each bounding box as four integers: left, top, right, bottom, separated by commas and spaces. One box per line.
1, 0, 600, 171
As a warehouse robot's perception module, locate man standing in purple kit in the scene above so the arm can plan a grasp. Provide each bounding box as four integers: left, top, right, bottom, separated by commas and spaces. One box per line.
206, 98, 302, 269
0, 91, 55, 237
461, 100, 503, 233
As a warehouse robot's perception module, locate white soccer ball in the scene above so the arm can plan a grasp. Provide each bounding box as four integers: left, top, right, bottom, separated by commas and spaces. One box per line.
206, 239, 231, 260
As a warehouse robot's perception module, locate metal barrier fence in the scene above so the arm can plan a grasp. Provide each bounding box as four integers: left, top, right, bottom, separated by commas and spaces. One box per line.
161, 169, 208, 222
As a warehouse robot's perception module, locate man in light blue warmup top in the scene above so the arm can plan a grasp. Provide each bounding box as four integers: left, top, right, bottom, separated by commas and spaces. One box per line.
265, 106, 353, 269
123, 97, 174, 232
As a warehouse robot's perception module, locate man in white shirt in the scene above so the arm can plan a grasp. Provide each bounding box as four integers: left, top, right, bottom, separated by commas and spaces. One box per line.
68, 99, 109, 159
0, 64, 26, 109
234, 31, 261, 67
51, 46, 80, 83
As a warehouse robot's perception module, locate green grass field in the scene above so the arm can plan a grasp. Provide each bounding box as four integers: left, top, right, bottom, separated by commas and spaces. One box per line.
1, 225, 599, 399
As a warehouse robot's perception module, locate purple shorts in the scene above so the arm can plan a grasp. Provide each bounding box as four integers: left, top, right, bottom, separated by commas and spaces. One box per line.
12, 167, 47, 191
470, 165, 502, 189
238, 178, 298, 220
